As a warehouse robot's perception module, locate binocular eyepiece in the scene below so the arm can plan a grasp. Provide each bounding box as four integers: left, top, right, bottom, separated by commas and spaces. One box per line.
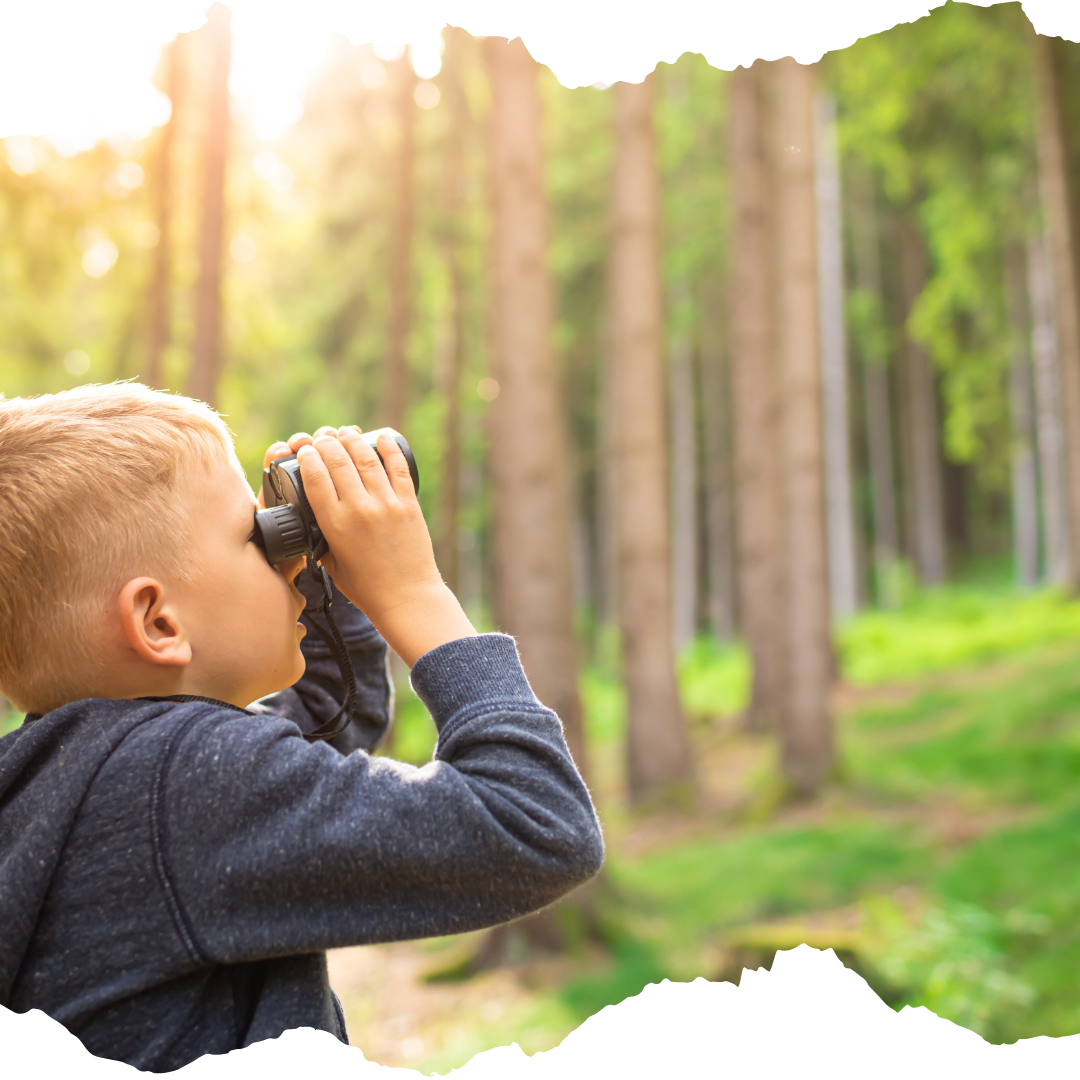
252, 427, 419, 565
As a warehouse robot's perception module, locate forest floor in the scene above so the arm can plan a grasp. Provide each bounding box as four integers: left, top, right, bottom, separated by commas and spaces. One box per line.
5, 579, 1080, 1074
331, 581, 1080, 1073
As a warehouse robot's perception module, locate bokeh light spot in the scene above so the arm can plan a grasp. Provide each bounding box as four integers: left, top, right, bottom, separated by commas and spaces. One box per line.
414, 82, 440, 110
477, 378, 500, 401
231, 235, 257, 263
62, 350, 90, 376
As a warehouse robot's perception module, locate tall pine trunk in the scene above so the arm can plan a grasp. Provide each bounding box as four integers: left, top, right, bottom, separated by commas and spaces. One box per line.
485, 36, 585, 770
669, 288, 698, 654
188, 4, 231, 407
729, 61, 785, 733
896, 219, 946, 585
1032, 31, 1080, 589
814, 91, 858, 621
699, 277, 736, 640
435, 29, 468, 595
1005, 241, 1040, 587
146, 36, 183, 389
1028, 231, 1070, 583
849, 165, 900, 606
384, 53, 417, 432
773, 58, 833, 792
609, 74, 692, 801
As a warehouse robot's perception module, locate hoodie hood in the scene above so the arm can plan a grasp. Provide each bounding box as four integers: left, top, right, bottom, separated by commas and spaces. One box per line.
0, 699, 172, 1007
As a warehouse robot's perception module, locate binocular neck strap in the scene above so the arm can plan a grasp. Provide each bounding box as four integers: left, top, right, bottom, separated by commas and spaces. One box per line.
301, 538, 361, 744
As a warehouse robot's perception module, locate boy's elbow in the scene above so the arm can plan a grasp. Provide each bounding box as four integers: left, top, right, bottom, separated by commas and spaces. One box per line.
547, 807, 605, 890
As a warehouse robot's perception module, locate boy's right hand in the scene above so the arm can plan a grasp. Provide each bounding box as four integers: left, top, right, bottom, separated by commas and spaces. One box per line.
290, 427, 477, 667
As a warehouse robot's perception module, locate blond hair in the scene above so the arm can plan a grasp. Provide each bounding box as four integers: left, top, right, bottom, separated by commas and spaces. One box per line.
0, 383, 236, 713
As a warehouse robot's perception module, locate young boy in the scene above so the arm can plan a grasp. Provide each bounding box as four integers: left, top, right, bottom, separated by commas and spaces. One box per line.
0, 383, 603, 1071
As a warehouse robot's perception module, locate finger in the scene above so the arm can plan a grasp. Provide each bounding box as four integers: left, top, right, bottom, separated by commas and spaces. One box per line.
288, 432, 314, 452
262, 441, 291, 471
314, 425, 338, 439
296, 444, 341, 519
312, 432, 367, 503
377, 432, 417, 501
338, 427, 394, 499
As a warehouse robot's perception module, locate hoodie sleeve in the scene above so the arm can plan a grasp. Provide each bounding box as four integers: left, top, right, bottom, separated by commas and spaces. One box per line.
158, 634, 603, 963
251, 572, 392, 755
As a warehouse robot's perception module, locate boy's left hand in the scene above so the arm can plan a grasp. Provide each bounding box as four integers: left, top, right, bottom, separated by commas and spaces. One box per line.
257, 428, 338, 509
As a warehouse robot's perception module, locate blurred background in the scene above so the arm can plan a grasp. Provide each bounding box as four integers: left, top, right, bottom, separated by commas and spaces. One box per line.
5, 0, 1080, 1069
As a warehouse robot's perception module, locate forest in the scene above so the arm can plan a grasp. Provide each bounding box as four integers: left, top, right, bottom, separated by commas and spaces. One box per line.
5, 0, 1080, 1070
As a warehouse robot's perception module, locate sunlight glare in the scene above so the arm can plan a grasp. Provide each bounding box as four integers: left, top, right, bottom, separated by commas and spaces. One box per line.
373, 42, 407, 62
3, 136, 45, 176
44, 21, 173, 156
232, 10, 336, 142
409, 30, 444, 79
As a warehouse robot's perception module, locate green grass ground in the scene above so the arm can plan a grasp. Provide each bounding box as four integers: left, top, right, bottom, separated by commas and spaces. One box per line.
391, 584, 1080, 1070
8, 582, 1080, 1066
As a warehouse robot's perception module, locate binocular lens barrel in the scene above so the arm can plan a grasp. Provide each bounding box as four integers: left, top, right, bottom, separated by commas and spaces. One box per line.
252, 428, 418, 566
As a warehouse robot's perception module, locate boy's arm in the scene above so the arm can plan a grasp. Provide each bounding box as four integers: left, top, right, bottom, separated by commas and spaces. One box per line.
159, 634, 603, 960
251, 574, 392, 755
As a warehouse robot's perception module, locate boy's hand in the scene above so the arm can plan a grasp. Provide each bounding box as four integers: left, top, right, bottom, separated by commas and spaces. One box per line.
294, 427, 477, 666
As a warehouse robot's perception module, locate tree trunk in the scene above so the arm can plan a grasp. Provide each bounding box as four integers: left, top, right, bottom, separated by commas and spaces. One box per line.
849, 165, 900, 606
669, 288, 698, 655
699, 277, 736, 640
1028, 231, 1070, 584
188, 3, 231, 407
772, 58, 833, 793
1032, 31, 1080, 590
896, 218, 947, 585
609, 75, 692, 801
146, 35, 183, 389
1005, 241, 1040, 587
813, 91, 858, 622
384, 53, 418, 432
435, 28, 468, 595
485, 36, 585, 771
729, 61, 785, 733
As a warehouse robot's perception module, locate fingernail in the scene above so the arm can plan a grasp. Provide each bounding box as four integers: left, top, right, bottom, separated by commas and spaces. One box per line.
337, 426, 351, 437
297, 444, 314, 457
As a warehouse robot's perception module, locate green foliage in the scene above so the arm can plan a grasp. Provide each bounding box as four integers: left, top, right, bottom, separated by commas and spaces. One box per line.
838, 586, 1080, 686
829, 1, 1038, 529
862, 897, 1038, 1038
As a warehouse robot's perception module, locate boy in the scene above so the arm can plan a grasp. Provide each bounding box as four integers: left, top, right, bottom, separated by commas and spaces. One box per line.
0, 383, 603, 1071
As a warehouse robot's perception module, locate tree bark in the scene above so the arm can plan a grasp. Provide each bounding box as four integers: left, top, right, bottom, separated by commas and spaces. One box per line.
813, 91, 859, 621
772, 58, 833, 792
699, 277, 736, 641
609, 74, 692, 801
896, 218, 947, 585
669, 289, 698, 654
848, 166, 900, 606
485, 37, 585, 771
384, 53, 418, 432
146, 35, 183, 390
435, 28, 468, 595
1028, 231, 1070, 584
1005, 241, 1040, 587
729, 61, 785, 733
187, 3, 231, 407
1032, 31, 1080, 590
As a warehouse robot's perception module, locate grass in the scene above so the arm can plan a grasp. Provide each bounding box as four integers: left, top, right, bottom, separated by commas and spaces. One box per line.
9, 581, 1080, 1061
403, 583, 1080, 1069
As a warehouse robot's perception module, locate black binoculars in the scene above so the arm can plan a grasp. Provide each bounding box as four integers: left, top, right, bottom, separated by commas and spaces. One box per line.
252, 427, 419, 565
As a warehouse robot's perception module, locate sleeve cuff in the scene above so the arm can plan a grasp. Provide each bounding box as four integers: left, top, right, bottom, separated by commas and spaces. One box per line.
409, 633, 540, 729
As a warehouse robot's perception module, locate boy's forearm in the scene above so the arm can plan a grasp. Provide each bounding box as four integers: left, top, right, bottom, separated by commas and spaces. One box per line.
366, 581, 477, 667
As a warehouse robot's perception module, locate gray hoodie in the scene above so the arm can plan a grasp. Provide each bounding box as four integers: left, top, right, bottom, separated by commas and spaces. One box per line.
0, 586, 603, 1071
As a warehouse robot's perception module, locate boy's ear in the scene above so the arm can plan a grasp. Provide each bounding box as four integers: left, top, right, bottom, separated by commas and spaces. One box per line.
117, 577, 192, 668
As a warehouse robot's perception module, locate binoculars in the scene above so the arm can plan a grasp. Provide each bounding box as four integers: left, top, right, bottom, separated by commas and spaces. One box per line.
252, 428, 419, 565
